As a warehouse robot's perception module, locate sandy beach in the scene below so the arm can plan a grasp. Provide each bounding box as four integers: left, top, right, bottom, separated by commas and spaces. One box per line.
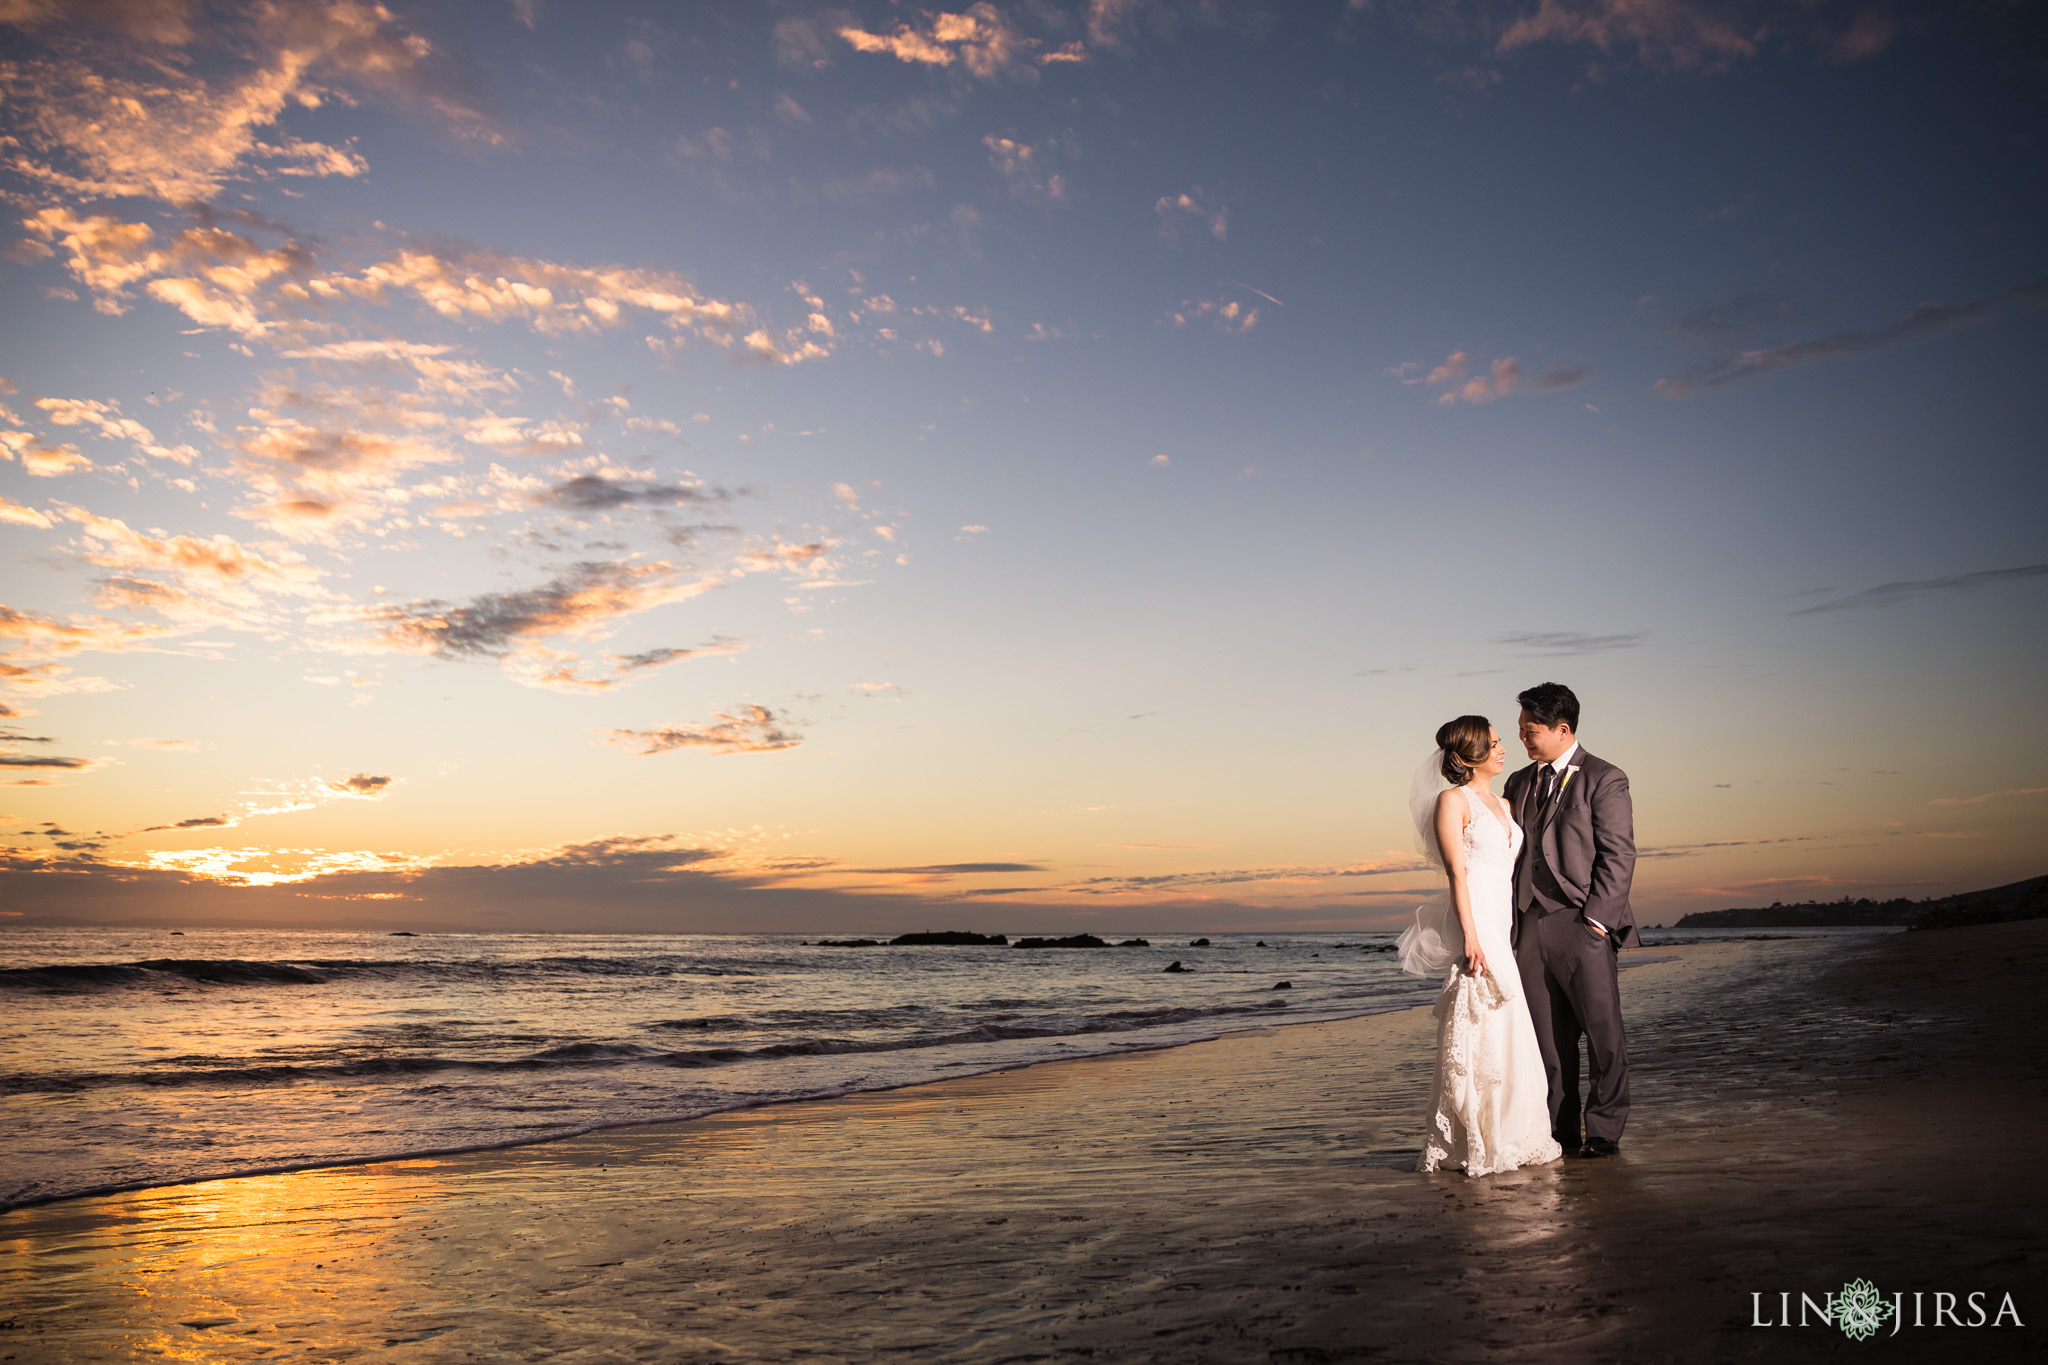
4, 922, 2044, 1363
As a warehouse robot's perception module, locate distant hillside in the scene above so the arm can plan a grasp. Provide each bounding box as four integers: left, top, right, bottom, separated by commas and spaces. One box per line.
1907, 874, 2048, 931
1672, 875, 2048, 930
1673, 898, 1922, 929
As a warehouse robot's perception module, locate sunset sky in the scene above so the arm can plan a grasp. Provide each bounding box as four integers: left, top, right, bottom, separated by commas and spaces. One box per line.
2, 0, 2043, 933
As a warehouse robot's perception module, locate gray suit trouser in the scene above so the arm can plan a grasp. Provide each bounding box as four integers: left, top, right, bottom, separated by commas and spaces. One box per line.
1515, 898, 1630, 1144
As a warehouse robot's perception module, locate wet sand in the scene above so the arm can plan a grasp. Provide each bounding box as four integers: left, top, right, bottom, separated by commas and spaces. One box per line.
4, 922, 2044, 1362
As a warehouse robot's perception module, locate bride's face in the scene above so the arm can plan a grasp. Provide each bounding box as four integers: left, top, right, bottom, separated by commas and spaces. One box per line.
1477, 727, 1507, 780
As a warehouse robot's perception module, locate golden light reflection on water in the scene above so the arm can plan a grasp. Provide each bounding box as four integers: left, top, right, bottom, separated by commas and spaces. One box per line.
3, 1157, 453, 1361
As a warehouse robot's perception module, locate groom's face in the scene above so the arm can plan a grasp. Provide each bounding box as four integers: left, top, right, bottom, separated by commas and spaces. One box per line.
1518, 711, 1574, 764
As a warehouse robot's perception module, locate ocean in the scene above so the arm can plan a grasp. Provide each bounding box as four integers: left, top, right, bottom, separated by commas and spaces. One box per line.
0, 923, 1879, 1211
1, 926, 1439, 1210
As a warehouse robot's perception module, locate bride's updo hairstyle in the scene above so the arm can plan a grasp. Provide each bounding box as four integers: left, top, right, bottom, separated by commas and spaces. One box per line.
1435, 715, 1492, 786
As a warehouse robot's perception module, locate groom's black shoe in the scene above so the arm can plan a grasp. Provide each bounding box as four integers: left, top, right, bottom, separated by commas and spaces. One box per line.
1577, 1137, 1620, 1159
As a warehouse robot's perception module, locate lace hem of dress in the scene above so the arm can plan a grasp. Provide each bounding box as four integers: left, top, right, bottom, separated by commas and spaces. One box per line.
1421, 1129, 1565, 1178
1415, 967, 1563, 1178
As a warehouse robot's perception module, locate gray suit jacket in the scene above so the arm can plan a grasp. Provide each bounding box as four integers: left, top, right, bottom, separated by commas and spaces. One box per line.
1505, 746, 1638, 946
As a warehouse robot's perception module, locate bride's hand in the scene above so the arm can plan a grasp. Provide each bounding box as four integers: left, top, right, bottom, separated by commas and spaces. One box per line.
1464, 943, 1488, 977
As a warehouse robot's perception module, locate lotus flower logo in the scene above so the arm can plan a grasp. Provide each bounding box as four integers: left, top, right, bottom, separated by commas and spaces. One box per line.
1835, 1279, 1895, 1342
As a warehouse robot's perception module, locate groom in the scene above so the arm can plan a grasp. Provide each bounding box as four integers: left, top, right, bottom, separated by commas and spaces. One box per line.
1505, 682, 1637, 1159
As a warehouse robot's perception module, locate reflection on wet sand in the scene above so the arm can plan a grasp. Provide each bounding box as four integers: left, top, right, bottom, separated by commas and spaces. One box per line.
4, 924, 2044, 1361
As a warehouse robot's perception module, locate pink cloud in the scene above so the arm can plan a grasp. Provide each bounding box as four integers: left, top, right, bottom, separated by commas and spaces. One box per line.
1496, 0, 1759, 72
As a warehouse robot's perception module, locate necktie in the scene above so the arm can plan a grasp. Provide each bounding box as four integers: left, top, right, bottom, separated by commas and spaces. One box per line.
1516, 766, 1554, 916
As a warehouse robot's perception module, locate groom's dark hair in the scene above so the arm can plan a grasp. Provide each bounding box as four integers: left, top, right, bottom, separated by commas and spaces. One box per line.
1517, 682, 1579, 733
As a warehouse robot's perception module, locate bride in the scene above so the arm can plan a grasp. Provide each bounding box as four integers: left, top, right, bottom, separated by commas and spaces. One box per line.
1398, 715, 1563, 1176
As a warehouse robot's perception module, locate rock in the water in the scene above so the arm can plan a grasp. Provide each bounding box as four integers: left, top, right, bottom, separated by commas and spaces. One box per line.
813, 938, 883, 947
1189, 937, 1211, 947
1114, 937, 1150, 947
1162, 960, 1187, 973
388, 931, 416, 937
889, 931, 1010, 946
1255, 940, 1269, 947
1272, 980, 1292, 990
1012, 934, 1108, 949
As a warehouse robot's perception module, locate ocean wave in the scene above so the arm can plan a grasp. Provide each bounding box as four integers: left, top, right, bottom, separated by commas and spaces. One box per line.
0, 954, 765, 993
0, 996, 1301, 1096
0, 959, 333, 990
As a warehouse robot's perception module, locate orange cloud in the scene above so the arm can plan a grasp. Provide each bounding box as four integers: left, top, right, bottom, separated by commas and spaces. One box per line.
34, 395, 199, 462
130, 845, 439, 888
279, 340, 519, 400
24, 209, 781, 359
9, 438, 93, 477
313, 247, 758, 345
600, 704, 802, 756
1412, 350, 1590, 406
1, 0, 485, 205
232, 409, 460, 540
346, 560, 712, 663
506, 637, 748, 694
54, 504, 327, 612
985, 136, 1066, 202
22, 208, 315, 337
1154, 189, 1227, 243
1166, 297, 1257, 333
0, 603, 184, 658
840, 5, 1033, 79
0, 496, 53, 529
0, 603, 181, 698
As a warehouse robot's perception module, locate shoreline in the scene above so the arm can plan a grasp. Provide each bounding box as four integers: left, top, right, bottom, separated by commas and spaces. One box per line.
4, 924, 2044, 1361
2, 942, 1710, 1215
0, 992, 1431, 1216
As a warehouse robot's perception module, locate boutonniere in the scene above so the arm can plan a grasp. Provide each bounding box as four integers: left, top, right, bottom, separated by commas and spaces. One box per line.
1558, 764, 1582, 794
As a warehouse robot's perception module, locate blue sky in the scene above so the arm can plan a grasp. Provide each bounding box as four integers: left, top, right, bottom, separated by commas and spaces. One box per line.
1, 0, 2043, 931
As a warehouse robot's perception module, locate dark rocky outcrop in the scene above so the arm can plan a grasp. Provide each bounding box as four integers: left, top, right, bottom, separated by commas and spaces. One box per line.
812, 939, 884, 948
1163, 961, 1187, 973
1189, 938, 1211, 947
889, 931, 1010, 946
388, 931, 416, 937
1012, 934, 1108, 949
1272, 980, 1292, 990
1114, 938, 1150, 948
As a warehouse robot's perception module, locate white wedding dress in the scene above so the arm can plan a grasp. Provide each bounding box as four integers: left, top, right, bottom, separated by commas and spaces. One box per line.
1410, 785, 1563, 1177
